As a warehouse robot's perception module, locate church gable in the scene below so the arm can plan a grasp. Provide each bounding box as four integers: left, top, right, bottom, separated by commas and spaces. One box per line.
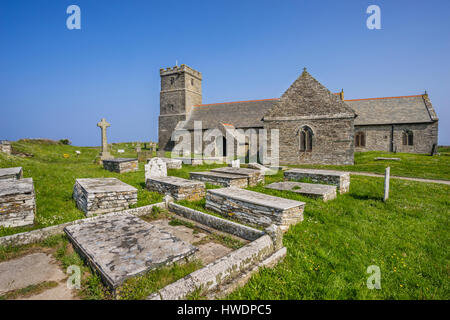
264, 69, 355, 120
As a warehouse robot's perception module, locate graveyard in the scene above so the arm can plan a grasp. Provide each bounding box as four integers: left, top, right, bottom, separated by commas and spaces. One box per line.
0, 139, 448, 300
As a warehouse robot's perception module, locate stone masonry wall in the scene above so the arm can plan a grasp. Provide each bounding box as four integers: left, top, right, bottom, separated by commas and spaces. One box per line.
354, 122, 438, 154
264, 118, 355, 165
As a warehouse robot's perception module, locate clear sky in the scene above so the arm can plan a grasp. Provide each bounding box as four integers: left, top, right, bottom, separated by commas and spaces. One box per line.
1, 0, 449, 146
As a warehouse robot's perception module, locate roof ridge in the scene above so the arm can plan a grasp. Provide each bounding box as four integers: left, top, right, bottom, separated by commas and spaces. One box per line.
345, 94, 424, 102
193, 98, 279, 107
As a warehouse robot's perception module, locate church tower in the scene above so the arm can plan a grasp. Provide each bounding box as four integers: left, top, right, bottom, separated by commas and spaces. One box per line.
158, 64, 202, 152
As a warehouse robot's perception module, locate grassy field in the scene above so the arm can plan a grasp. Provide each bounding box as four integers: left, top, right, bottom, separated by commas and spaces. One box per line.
0, 141, 449, 299
287, 147, 450, 181
170, 172, 450, 300
0, 140, 163, 237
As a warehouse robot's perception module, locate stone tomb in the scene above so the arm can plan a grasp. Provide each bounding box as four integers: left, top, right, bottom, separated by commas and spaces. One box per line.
211, 167, 264, 186
266, 181, 337, 201
103, 158, 138, 173
205, 187, 305, 232
73, 178, 138, 216
148, 157, 182, 170
0, 178, 35, 228
64, 212, 197, 289
146, 176, 205, 201
0, 167, 23, 180
284, 168, 350, 194
189, 171, 248, 188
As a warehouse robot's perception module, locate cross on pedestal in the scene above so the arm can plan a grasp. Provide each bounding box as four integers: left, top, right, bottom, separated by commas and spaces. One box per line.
97, 118, 112, 160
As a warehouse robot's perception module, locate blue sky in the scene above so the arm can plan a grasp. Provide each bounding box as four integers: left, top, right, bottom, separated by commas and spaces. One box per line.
0, 0, 449, 146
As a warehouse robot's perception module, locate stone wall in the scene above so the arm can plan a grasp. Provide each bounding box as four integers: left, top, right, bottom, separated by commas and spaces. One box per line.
205, 188, 304, 232
73, 180, 138, 217
284, 168, 350, 194
354, 122, 438, 154
264, 118, 355, 165
0, 178, 35, 228
146, 176, 205, 201
103, 159, 138, 173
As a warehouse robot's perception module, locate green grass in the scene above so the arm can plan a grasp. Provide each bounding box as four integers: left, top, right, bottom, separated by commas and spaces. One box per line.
225, 175, 450, 300
0, 140, 163, 237
288, 148, 450, 181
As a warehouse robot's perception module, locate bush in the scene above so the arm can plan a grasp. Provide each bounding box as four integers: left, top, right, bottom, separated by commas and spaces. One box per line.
59, 139, 71, 145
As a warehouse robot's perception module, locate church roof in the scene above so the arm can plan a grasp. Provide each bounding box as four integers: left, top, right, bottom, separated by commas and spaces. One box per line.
346, 94, 438, 125
264, 69, 356, 120
180, 98, 279, 130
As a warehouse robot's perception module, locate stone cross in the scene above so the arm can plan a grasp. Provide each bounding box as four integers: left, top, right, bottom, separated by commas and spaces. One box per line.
97, 118, 112, 160
383, 167, 390, 202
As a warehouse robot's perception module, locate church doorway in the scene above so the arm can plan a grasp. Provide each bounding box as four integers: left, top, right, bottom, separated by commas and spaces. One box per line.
222, 136, 227, 156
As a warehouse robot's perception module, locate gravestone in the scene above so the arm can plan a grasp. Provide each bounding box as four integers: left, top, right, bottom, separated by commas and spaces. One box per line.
73, 178, 137, 216
205, 187, 304, 232
135, 142, 141, 153
145, 158, 167, 181
211, 167, 264, 186
146, 176, 205, 201
0, 167, 23, 180
103, 158, 138, 173
0, 178, 35, 227
148, 158, 182, 169
265, 181, 337, 201
64, 211, 198, 289
230, 159, 240, 168
118, 149, 125, 154
97, 118, 113, 162
0, 141, 11, 155
190, 171, 248, 188
284, 168, 350, 194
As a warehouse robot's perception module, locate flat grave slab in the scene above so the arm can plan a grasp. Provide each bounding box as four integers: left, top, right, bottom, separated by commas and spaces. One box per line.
0, 167, 23, 180
73, 178, 137, 217
103, 158, 138, 173
284, 168, 350, 194
148, 157, 182, 169
206, 187, 304, 232
211, 167, 264, 186
374, 157, 401, 161
64, 212, 198, 289
190, 171, 248, 188
266, 181, 337, 201
146, 176, 205, 201
0, 178, 35, 227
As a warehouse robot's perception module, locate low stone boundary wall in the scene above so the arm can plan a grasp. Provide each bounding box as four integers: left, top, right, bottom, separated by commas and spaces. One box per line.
147, 234, 284, 300
168, 202, 264, 241
0, 202, 165, 247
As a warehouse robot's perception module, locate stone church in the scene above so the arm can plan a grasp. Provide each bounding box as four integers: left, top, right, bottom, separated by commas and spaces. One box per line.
158, 64, 438, 165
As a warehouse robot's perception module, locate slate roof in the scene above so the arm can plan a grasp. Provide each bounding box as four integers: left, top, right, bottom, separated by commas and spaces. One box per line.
180, 98, 279, 130
346, 95, 438, 125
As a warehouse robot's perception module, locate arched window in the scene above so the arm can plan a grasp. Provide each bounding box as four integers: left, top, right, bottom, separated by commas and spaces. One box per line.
402, 130, 413, 146
299, 126, 313, 152
355, 132, 366, 147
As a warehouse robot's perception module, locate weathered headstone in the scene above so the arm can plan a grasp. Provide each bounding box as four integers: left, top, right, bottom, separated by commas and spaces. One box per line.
230, 159, 240, 168
0, 178, 35, 227
97, 118, 113, 162
103, 158, 138, 173
384, 167, 390, 202
135, 142, 141, 153
118, 149, 125, 154
73, 178, 137, 216
75, 150, 81, 156
145, 158, 167, 181
148, 157, 182, 169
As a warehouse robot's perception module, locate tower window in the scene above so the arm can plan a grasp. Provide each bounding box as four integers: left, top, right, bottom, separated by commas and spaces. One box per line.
402, 130, 413, 146
170, 77, 175, 85
355, 132, 366, 147
299, 126, 313, 152
191, 78, 194, 86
